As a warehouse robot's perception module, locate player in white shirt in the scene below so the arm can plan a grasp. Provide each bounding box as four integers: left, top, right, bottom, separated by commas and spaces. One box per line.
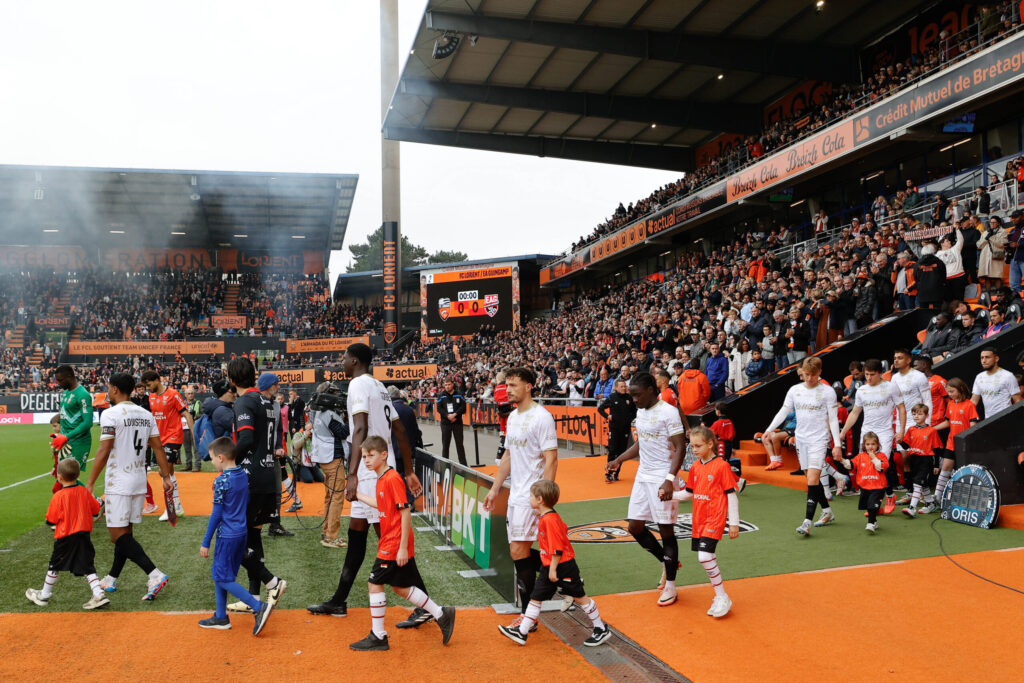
308, 343, 424, 623
841, 358, 907, 513
85, 372, 173, 601
484, 366, 558, 631
971, 347, 1022, 417
890, 349, 932, 420
605, 372, 687, 607
763, 357, 842, 536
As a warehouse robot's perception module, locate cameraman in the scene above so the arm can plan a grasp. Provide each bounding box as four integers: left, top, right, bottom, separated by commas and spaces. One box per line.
306, 381, 349, 549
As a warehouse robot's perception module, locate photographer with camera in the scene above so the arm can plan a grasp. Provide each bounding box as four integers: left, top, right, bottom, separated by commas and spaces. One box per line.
306, 382, 350, 549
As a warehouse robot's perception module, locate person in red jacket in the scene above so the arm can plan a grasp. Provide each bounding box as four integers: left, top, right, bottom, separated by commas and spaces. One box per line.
493, 372, 513, 465
678, 360, 711, 414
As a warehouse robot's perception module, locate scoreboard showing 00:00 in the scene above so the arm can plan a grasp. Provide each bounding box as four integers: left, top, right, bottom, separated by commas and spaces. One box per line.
421, 265, 519, 337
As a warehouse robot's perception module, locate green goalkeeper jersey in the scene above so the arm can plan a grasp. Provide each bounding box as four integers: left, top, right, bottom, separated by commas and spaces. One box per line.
60, 384, 94, 445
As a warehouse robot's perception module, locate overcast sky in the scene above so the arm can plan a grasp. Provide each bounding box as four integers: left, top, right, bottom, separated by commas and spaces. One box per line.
0, 0, 681, 278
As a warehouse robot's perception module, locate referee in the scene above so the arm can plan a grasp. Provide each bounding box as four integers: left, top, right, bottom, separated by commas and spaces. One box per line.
436, 379, 467, 466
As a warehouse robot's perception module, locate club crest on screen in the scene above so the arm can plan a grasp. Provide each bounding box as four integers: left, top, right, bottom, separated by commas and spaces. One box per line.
438, 297, 450, 320
485, 293, 499, 317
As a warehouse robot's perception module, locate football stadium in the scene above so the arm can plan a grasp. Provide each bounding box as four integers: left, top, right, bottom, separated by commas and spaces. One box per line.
3, 1, 1024, 680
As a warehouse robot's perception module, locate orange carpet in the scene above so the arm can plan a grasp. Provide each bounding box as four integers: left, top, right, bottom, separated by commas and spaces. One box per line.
151, 472, 335, 518
596, 547, 1024, 682
478, 457, 641, 503
997, 504, 1024, 530
0, 607, 604, 682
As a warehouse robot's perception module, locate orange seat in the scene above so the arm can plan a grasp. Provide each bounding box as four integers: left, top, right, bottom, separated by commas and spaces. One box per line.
843, 374, 852, 389
883, 370, 892, 380
916, 330, 927, 343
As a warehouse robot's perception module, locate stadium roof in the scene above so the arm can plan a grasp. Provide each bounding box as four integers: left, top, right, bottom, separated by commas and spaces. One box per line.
0, 164, 358, 254
383, 0, 929, 172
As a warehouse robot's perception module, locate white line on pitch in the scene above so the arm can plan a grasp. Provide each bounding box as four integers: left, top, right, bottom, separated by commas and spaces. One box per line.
0, 457, 95, 492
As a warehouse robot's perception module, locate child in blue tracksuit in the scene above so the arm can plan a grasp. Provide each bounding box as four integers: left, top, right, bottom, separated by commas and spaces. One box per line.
198, 437, 274, 635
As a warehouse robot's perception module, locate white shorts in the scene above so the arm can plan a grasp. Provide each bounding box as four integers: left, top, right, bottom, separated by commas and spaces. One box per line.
794, 438, 828, 471
860, 432, 893, 456
506, 503, 539, 542
627, 479, 679, 525
349, 477, 380, 523
105, 493, 145, 528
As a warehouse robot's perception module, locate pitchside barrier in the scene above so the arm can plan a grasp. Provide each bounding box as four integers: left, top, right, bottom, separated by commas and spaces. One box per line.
412, 399, 602, 465
954, 402, 1024, 506
414, 447, 514, 601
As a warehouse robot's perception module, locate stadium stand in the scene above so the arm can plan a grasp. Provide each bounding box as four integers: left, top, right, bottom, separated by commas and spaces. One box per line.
560, 2, 1024, 256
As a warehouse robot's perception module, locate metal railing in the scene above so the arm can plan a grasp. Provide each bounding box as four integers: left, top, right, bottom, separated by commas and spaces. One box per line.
771, 178, 1021, 265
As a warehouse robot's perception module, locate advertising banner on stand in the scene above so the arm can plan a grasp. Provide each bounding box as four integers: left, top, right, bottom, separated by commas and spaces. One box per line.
414, 447, 513, 601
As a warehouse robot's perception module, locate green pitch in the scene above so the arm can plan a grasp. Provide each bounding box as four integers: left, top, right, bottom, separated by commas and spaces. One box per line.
561, 484, 1024, 597
0, 425, 106, 546
4, 424, 1023, 613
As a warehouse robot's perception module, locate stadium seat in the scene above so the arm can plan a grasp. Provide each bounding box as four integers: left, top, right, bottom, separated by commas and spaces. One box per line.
843, 375, 852, 389
916, 330, 927, 343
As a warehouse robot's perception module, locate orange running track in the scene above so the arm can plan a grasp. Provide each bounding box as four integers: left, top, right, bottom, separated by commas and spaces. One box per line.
595, 546, 1024, 681
0, 607, 604, 682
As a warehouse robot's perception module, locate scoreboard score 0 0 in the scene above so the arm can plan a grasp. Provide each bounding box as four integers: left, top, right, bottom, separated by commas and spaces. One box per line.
939, 464, 1000, 529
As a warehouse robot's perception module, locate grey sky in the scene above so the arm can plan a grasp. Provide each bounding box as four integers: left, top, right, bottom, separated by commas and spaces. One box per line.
0, 0, 681, 279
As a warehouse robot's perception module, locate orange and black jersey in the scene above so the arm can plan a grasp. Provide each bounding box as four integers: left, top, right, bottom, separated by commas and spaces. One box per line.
376, 467, 414, 561
46, 483, 100, 539
537, 510, 574, 566
902, 424, 943, 457
945, 399, 979, 450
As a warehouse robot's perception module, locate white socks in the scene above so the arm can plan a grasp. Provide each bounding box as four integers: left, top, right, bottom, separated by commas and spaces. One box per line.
936, 470, 951, 501
519, 600, 542, 635
406, 586, 443, 620
580, 599, 605, 629
370, 591, 387, 638
698, 552, 727, 597
86, 573, 103, 598
41, 570, 58, 598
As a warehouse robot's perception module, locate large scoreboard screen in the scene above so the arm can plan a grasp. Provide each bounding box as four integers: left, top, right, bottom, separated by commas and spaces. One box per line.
420, 263, 520, 337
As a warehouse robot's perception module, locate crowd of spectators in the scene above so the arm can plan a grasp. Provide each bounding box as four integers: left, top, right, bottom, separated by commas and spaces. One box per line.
564, 3, 1022, 255
400, 204, 1024, 411
234, 272, 380, 338
70, 269, 227, 340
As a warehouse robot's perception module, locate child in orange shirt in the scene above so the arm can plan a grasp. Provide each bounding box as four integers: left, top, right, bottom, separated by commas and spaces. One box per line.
672, 425, 740, 618
934, 378, 979, 503
710, 402, 746, 494
900, 404, 944, 517
351, 436, 454, 652
499, 479, 611, 647
840, 432, 889, 534
26, 458, 109, 610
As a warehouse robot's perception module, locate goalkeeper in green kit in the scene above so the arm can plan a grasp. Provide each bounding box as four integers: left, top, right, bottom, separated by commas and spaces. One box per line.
55, 366, 94, 472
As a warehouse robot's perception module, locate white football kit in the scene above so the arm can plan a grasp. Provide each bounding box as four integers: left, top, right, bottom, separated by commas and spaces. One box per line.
972, 368, 1019, 416
854, 380, 904, 454
347, 373, 399, 522
766, 382, 840, 471
100, 401, 160, 527
504, 403, 558, 542
891, 368, 932, 422
628, 400, 685, 524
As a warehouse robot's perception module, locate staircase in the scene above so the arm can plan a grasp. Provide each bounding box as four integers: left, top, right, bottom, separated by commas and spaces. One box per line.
223, 284, 240, 315
56, 293, 70, 317
733, 439, 805, 491
27, 350, 44, 366
7, 324, 25, 349
69, 325, 83, 342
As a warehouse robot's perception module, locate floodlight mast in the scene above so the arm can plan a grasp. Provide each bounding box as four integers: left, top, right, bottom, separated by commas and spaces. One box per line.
381, 0, 402, 348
